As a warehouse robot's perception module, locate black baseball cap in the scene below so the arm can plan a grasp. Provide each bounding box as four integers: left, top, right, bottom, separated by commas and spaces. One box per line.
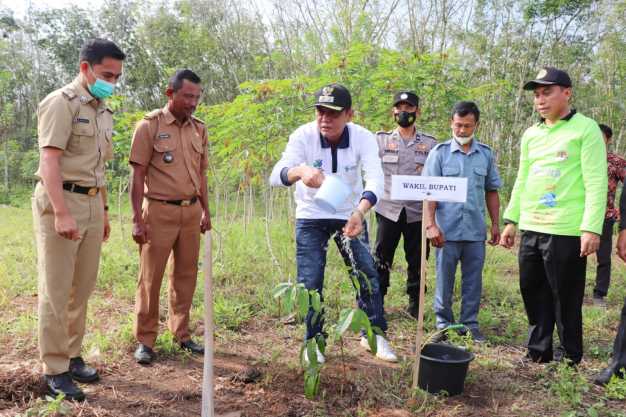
523, 67, 572, 90
393, 90, 419, 107
314, 83, 352, 111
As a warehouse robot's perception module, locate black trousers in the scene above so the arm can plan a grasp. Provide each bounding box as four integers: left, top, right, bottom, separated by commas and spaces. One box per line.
594, 218, 615, 298
374, 210, 427, 300
519, 231, 586, 364
611, 298, 626, 368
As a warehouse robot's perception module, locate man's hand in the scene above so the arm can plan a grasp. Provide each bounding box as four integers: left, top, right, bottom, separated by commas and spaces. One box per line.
616, 230, 626, 262
426, 224, 445, 248
499, 224, 516, 249
488, 224, 500, 246
55, 211, 80, 241
201, 210, 212, 233
299, 166, 325, 188
103, 212, 111, 242
343, 211, 364, 238
132, 220, 149, 245
580, 231, 600, 257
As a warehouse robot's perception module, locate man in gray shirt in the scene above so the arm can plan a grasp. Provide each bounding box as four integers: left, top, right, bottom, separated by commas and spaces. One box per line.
374, 91, 437, 318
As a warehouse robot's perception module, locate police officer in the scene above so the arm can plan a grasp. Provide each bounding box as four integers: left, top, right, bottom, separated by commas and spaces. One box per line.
129, 69, 211, 365
374, 91, 436, 318
33, 39, 125, 400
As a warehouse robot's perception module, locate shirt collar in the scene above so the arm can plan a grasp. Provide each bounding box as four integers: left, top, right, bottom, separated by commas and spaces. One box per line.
450, 137, 479, 154
162, 105, 192, 126
320, 126, 350, 148
393, 127, 419, 146
70, 77, 108, 111
539, 108, 577, 124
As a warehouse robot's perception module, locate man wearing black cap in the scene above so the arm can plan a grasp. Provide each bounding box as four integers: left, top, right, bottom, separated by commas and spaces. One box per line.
501, 67, 607, 364
374, 91, 437, 318
269, 83, 398, 363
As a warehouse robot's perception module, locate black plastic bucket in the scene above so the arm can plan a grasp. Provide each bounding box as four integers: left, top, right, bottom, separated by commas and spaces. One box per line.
418, 343, 475, 396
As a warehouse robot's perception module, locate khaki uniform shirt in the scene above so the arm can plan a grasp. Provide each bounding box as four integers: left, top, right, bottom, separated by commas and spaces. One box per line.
375, 128, 437, 223
35, 78, 114, 187
129, 106, 208, 200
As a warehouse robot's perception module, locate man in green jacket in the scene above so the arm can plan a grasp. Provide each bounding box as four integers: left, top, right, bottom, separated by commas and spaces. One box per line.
500, 67, 607, 364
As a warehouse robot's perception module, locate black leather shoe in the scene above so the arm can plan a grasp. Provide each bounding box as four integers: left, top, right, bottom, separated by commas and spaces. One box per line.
44, 372, 85, 401
134, 344, 156, 365
180, 339, 204, 355
594, 361, 625, 386
407, 297, 419, 319
69, 357, 99, 383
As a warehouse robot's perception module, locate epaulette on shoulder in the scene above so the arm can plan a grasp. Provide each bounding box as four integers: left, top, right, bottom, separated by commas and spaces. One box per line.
420, 131, 436, 139
144, 109, 162, 120
432, 140, 451, 151
191, 115, 205, 125
376, 130, 391, 135
60, 86, 77, 101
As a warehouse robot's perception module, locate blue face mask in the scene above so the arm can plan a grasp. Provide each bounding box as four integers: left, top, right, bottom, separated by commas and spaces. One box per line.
88, 68, 115, 99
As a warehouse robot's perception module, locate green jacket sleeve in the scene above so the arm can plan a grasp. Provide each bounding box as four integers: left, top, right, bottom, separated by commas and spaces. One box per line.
503, 132, 529, 224
580, 122, 608, 234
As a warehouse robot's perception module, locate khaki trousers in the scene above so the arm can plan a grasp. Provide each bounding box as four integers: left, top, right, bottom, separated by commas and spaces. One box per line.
134, 199, 202, 348
32, 182, 104, 375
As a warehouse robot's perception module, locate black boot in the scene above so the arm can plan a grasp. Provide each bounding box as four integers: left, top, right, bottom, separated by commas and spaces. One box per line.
69, 357, 99, 383
594, 361, 625, 386
134, 344, 156, 365
180, 339, 204, 355
44, 372, 85, 401
407, 295, 419, 319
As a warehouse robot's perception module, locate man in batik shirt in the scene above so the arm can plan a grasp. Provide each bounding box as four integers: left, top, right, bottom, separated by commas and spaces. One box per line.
593, 124, 626, 307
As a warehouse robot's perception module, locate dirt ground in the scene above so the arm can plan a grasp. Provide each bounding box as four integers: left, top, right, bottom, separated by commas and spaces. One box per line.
1, 299, 623, 417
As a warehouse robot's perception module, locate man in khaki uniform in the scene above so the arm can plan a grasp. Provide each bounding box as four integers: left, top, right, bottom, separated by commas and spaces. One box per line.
129, 69, 211, 364
374, 91, 437, 318
33, 38, 125, 400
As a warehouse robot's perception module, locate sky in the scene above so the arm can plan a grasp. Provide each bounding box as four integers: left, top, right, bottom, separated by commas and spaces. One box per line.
3, 0, 104, 18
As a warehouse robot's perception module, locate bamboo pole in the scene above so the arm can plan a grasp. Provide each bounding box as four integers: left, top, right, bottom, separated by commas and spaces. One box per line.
201, 231, 214, 417
412, 201, 428, 390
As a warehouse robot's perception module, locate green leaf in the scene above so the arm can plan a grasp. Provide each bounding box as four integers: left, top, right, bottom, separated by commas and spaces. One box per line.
310, 290, 321, 312
366, 327, 377, 355
272, 282, 291, 299
304, 370, 320, 399
335, 308, 355, 336
350, 308, 370, 333
297, 287, 310, 318
305, 339, 318, 367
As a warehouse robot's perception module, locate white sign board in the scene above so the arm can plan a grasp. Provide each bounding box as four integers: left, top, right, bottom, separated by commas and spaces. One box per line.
390, 175, 468, 203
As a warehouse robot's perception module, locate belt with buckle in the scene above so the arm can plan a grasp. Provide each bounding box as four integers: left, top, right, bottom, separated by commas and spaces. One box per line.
62, 183, 99, 196
151, 197, 198, 206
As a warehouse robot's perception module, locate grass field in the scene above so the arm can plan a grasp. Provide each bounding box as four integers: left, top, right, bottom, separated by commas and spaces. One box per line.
1, 192, 626, 417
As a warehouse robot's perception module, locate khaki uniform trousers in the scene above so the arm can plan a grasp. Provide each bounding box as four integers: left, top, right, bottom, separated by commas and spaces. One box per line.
134, 199, 202, 348
32, 182, 104, 375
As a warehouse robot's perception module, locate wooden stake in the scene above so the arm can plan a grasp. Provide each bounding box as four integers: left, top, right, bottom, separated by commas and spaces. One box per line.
202, 231, 214, 417
412, 201, 429, 391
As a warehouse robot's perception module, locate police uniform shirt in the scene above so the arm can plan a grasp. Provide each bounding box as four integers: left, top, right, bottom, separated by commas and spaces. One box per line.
375, 128, 437, 223
129, 106, 209, 201
35, 77, 114, 188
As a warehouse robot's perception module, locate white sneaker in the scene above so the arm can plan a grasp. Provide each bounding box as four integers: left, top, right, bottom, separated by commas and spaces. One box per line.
360, 335, 398, 362
302, 344, 325, 365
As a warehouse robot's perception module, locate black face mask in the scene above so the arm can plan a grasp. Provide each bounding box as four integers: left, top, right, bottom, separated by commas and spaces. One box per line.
394, 111, 416, 128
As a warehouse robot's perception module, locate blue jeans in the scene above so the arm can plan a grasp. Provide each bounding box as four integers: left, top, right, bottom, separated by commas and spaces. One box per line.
433, 241, 485, 330
295, 219, 387, 340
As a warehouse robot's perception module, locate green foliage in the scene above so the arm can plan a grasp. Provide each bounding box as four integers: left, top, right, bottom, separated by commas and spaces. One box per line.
605, 372, 626, 400
17, 394, 72, 417
545, 362, 590, 409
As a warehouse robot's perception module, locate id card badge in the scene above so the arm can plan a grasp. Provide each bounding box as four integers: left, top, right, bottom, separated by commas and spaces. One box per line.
382, 154, 399, 163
